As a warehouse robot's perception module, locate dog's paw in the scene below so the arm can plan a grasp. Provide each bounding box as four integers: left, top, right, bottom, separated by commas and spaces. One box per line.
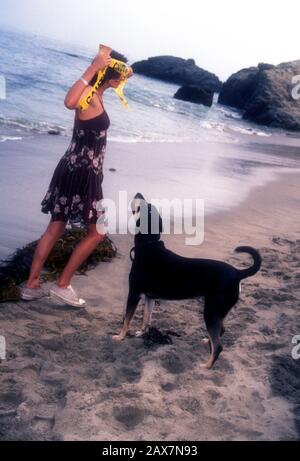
135, 330, 144, 337
112, 334, 124, 342
200, 362, 212, 370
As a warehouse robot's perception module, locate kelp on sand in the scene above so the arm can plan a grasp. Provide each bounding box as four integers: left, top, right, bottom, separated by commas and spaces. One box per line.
0, 227, 117, 302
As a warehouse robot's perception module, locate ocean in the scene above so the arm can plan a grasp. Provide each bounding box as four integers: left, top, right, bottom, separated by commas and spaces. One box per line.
0, 26, 291, 143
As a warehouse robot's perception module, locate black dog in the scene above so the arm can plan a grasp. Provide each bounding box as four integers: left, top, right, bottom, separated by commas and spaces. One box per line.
113, 193, 262, 369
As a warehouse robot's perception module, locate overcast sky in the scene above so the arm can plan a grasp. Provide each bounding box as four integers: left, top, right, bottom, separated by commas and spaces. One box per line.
1, 0, 299, 80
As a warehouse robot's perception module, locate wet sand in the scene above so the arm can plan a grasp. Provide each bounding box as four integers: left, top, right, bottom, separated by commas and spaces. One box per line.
0, 168, 299, 441
1, 126, 300, 259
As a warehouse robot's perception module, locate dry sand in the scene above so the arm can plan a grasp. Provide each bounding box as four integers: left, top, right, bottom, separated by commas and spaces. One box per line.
0, 169, 299, 441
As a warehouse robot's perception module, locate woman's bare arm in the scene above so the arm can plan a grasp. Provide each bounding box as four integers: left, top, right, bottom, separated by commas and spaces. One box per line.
64, 53, 112, 110
64, 64, 98, 109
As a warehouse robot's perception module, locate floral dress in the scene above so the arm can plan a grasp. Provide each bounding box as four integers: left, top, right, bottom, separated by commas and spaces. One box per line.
40, 107, 110, 226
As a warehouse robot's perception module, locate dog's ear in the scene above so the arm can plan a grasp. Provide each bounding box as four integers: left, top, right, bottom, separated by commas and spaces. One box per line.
134, 192, 146, 201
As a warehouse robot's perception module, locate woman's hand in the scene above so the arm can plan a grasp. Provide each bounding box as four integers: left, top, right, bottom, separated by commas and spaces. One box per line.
127, 67, 134, 78
91, 52, 112, 71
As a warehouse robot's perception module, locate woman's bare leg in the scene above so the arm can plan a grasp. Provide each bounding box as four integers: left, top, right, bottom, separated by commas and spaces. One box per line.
25, 218, 66, 289
56, 223, 105, 288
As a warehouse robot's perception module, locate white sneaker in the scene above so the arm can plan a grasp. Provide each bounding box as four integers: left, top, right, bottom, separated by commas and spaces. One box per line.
49, 283, 86, 307
20, 284, 49, 301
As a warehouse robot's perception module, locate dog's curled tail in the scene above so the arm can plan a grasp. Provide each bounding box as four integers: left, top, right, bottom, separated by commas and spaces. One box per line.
234, 246, 262, 280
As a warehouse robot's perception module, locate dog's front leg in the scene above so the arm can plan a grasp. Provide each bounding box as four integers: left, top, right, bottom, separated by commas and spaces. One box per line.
135, 296, 155, 337
113, 289, 141, 341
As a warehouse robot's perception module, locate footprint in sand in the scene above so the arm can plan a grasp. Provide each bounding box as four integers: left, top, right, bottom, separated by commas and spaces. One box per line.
39, 361, 68, 386
0, 390, 23, 417
247, 390, 265, 415
178, 397, 202, 414
206, 388, 223, 405
216, 357, 235, 373
119, 366, 141, 383
113, 405, 146, 430
161, 352, 186, 374
32, 404, 57, 432
161, 382, 177, 392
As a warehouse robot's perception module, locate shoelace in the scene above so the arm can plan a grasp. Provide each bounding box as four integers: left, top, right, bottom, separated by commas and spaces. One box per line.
68, 285, 79, 298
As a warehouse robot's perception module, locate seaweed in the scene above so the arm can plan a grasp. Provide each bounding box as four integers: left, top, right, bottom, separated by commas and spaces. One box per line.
0, 226, 117, 303
143, 327, 178, 348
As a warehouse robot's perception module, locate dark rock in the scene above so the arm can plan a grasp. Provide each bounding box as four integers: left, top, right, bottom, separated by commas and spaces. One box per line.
132, 55, 222, 93
48, 130, 60, 135
174, 85, 214, 107
218, 60, 300, 131
218, 67, 259, 109
257, 63, 275, 71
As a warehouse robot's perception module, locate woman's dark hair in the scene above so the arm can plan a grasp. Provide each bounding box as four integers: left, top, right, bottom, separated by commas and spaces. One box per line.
89, 50, 128, 87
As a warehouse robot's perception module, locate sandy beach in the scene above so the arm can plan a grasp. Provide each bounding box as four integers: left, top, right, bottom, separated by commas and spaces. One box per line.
0, 160, 299, 440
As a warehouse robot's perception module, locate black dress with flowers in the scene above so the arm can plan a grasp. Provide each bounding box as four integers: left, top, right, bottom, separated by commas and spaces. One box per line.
40, 105, 110, 226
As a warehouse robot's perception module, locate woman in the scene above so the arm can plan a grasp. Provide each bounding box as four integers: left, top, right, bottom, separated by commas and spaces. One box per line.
20, 48, 132, 307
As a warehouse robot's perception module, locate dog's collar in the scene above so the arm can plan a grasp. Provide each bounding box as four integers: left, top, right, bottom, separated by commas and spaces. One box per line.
129, 241, 161, 261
